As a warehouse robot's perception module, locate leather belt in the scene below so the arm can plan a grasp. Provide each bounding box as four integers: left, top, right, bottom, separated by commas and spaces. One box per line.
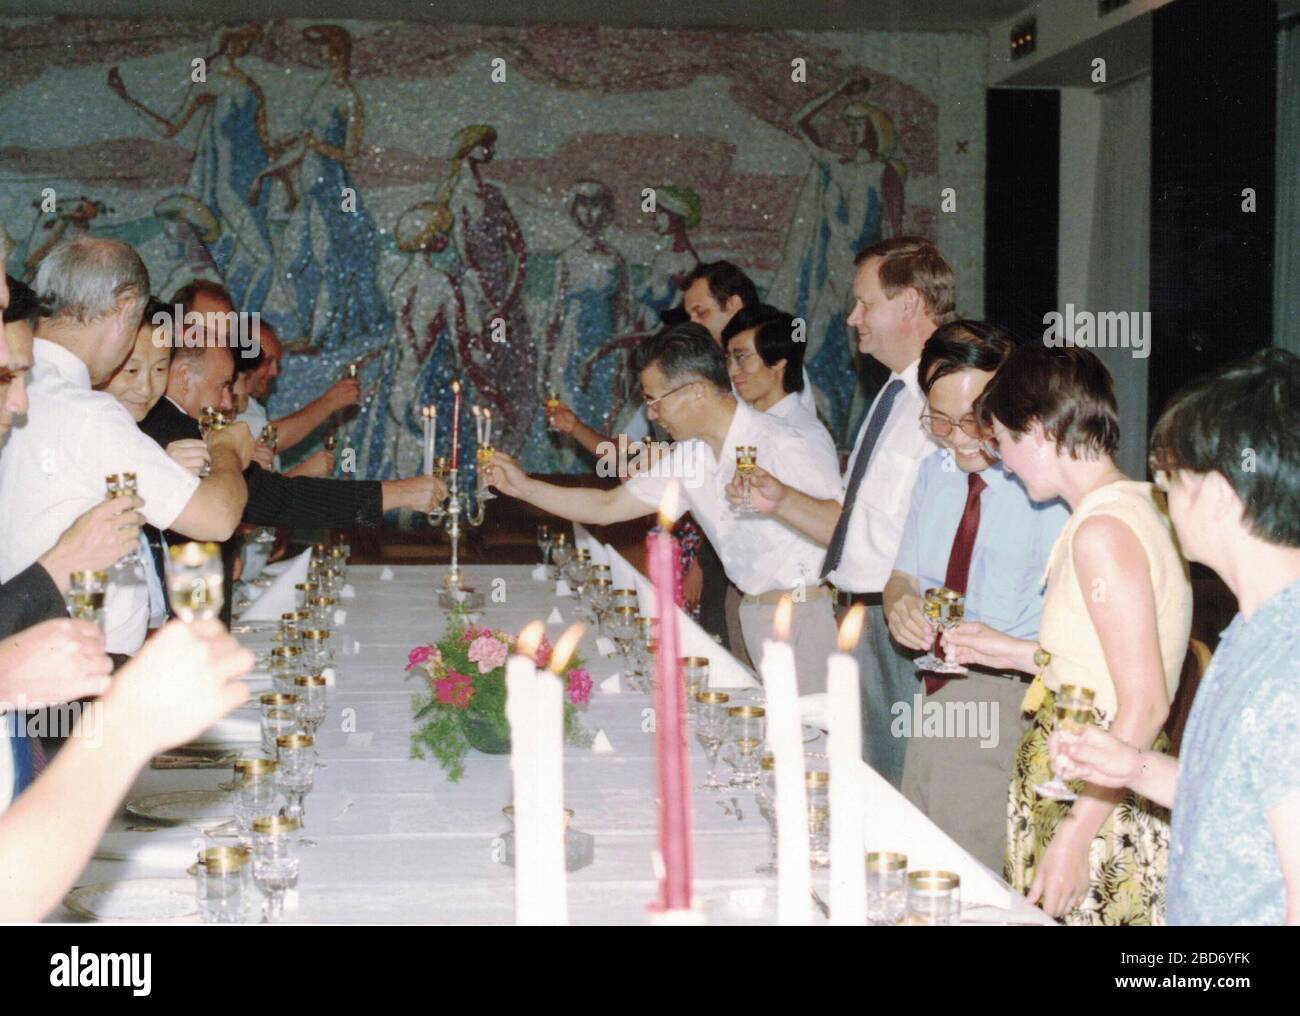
741, 584, 833, 606
834, 589, 884, 609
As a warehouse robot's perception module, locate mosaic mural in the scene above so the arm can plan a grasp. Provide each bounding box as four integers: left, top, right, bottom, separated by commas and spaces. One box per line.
0, 18, 986, 475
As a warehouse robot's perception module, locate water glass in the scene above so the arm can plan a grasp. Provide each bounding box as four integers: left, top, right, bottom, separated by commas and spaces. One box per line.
866, 851, 908, 925
300, 629, 331, 670
906, 870, 961, 926
251, 815, 301, 924
233, 757, 279, 837
806, 770, 830, 868
294, 582, 319, 611
680, 656, 709, 716
195, 845, 251, 924
728, 705, 766, 787
260, 693, 300, 757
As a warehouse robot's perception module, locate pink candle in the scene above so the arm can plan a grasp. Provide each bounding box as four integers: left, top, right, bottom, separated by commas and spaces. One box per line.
450, 381, 462, 471
647, 482, 693, 913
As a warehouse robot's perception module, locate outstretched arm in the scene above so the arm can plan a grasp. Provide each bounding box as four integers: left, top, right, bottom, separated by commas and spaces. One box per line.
484, 450, 651, 526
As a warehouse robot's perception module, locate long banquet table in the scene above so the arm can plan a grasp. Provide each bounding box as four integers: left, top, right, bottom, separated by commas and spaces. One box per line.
56, 564, 1052, 925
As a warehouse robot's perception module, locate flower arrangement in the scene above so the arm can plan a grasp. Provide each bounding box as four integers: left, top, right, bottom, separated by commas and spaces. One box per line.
407, 620, 591, 781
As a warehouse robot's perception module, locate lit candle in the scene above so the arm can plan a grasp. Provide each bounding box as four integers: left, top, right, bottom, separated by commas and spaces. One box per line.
450, 381, 462, 471
828, 604, 867, 925
471, 405, 482, 447
646, 482, 693, 913
484, 408, 493, 448
421, 406, 436, 477
505, 621, 577, 925
763, 595, 812, 925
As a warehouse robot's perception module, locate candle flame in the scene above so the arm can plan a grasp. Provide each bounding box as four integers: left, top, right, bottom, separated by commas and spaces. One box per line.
837, 603, 866, 652
658, 480, 680, 530
452, 380, 460, 394
548, 623, 586, 674
773, 594, 792, 641
515, 620, 545, 659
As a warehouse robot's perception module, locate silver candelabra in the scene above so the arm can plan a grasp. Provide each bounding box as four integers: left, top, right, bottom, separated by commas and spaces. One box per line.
428, 454, 494, 610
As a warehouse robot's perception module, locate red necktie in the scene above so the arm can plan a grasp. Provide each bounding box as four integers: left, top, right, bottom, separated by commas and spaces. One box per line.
925, 470, 987, 695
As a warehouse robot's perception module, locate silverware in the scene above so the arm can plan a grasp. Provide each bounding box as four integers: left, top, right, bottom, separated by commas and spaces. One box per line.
810, 889, 830, 918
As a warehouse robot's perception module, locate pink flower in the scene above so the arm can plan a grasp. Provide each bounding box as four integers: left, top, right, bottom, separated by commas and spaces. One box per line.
533, 637, 553, 670
406, 644, 439, 671
566, 668, 592, 706
435, 669, 475, 709
467, 633, 508, 674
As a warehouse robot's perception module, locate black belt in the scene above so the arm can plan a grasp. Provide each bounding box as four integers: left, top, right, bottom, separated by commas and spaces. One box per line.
834, 590, 883, 609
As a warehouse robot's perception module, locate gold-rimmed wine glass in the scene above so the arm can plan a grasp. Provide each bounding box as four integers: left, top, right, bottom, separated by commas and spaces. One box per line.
164, 542, 223, 622
695, 691, 730, 791
734, 444, 759, 515
1035, 683, 1097, 801
65, 569, 107, 632
728, 705, 766, 787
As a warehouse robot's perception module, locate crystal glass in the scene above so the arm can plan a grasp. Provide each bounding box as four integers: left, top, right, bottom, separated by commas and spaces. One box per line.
913, 587, 945, 670
431, 455, 449, 479
195, 846, 251, 924
196, 407, 224, 477
927, 587, 968, 675
1035, 684, 1097, 801
250, 815, 301, 924
536, 524, 553, 575
260, 694, 300, 757
328, 545, 349, 584
164, 542, 223, 622
866, 852, 908, 925
588, 577, 612, 633
550, 532, 571, 579
638, 617, 659, 689
608, 587, 639, 613
728, 705, 766, 787
755, 755, 777, 874
733, 444, 759, 515
807, 770, 830, 868
905, 870, 961, 926
293, 673, 329, 738
65, 569, 107, 631
104, 472, 143, 569
679, 656, 709, 716
259, 423, 278, 452
233, 757, 279, 837
695, 691, 730, 791
309, 595, 337, 631
278, 612, 303, 650
545, 391, 562, 430
565, 557, 590, 616
275, 732, 316, 826
269, 645, 304, 695
300, 629, 331, 670
294, 582, 319, 611
607, 605, 640, 683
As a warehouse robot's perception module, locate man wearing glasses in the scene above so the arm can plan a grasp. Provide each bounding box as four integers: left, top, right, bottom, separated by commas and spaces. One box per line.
486, 322, 842, 690
882, 320, 1069, 871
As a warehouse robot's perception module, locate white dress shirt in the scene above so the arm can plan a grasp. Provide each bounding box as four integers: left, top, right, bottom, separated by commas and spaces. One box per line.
767, 390, 835, 452
0, 340, 200, 654
624, 399, 841, 595
236, 396, 269, 436
825, 358, 938, 593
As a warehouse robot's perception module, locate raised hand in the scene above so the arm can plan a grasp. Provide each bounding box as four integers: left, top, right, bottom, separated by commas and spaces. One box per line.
0, 619, 112, 710
39, 495, 144, 583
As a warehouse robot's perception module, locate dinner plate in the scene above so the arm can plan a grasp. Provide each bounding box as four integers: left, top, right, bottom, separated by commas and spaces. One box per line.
64, 878, 198, 923
125, 790, 234, 829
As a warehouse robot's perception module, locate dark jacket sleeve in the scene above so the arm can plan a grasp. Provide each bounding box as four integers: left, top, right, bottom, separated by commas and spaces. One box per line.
0, 563, 68, 640
241, 465, 384, 529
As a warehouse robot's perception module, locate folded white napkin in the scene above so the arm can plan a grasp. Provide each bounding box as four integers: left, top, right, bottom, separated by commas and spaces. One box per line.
595, 636, 616, 657
380, 567, 394, 581
260, 559, 291, 578
857, 759, 1012, 908
547, 607, 564, 625
605, 544, 641, 589
555, 580, 572, 597
599, 672, 621, 694
200, 715, 262, 745
531, 564, 549, 582
677, 610, 757, 690
240, 549, 312, 621
573, 523, 609, 565
333, 609, 347, 626
591, 729, 614, 754
94, 832, 200, 868
339, 584, 357, 600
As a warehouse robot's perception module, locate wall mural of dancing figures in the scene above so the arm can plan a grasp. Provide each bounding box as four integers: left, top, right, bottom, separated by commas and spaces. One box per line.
0, 18, 985, 476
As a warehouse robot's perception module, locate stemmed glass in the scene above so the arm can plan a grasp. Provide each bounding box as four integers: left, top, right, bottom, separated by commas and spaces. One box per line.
293, 674, 329, 740
233, 757, 279, 839
476, 445, 496, 502
65, 570, 107, 632
105, 473, 144, 572
1035, 684, 1097, 801
295, 582, 318, 611
635, 616, 658, 690
275, 732, 316, 826
806, 770, 831, 868
679, 656, 709, 718
250, 815, 301, 924
728, 705, 766, 788
913, 588, 945, 670
545, 391, 562, 430
536, 524, 554, 576
301, 629, 332, 671
607, 605, 640, 682
260, 693, 300, 757
550, 533, 571, 585
588, 578, 612, 634
164, 542, 223, 621
914, 587, 968, 675
564, 550, 589, 609
733, 445, 759, 515
695, 691, 730, 791
754, 755, 777, 874
197, 406, 225, 477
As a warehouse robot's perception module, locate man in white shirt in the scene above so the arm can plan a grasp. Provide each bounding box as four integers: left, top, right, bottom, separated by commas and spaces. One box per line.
487, 323, 843, 690
0, 238, 251, 656
730, 236, 954, 785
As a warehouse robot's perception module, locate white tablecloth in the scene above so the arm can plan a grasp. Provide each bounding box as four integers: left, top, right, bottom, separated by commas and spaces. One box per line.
56, 565, 1050, 925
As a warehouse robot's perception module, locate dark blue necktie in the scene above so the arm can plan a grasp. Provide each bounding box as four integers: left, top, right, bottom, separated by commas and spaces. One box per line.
820, 378, 905, 580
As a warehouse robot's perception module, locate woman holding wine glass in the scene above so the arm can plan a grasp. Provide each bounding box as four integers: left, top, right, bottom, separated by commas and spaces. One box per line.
942, 345, 1191, 924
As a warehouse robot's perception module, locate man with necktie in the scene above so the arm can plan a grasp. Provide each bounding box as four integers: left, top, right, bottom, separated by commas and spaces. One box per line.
883, 321, 1069, 870
728, 237, 953, 786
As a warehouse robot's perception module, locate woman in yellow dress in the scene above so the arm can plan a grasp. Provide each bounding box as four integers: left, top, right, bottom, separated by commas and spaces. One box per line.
944, 346, 1191, 924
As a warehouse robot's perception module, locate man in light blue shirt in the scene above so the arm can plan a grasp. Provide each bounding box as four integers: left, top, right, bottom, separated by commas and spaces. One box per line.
883, 321, 1069, 872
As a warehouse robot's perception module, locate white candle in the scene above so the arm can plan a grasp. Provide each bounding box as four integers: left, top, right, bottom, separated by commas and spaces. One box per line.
828, 604, 867, 925
421, 406, 436, 476
761, 596, 812, 926
484, 408, 493, 447
505, 621, 570, 925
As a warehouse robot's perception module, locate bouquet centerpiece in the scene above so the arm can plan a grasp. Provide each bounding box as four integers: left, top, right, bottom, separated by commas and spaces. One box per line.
407, 619, 592, 781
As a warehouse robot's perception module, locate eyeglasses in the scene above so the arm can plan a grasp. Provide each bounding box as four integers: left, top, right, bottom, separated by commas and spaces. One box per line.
725, 349, 755, 369
643, 381, 694, 412
920, 411, 984, 440
979, 434, 1002, 461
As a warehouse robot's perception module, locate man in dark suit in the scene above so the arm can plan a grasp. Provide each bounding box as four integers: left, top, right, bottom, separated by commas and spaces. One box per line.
139, 340, 446, 620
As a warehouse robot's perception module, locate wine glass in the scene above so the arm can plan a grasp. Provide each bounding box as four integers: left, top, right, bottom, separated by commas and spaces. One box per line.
250, 814, 301, 924
293, 673, 329, 739
754, 755, 777, 874
197, 407, 224, 477
545, 391, 562, 430
728, 705, 767, 788
550, 532, 572, 582
695, 691, 730, 791
65, 569, 107, 632
260, 693, 301, 757
275, 732, 316, 826
679, 656, 709, 717
259, 423, 278, 453
806, 770, 831, 868
1034, 684, 1097, 801
913, 588, 945, 670
920, 587, 969, 675
233, 757, 279, 838
104, 473, 144, 571
588, 577, 612, 634
164, 542, 223, 622
733, 444, 759, 515
634, 615, 658, 690
607, 605, 640, 679
536, 524, 554, 576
